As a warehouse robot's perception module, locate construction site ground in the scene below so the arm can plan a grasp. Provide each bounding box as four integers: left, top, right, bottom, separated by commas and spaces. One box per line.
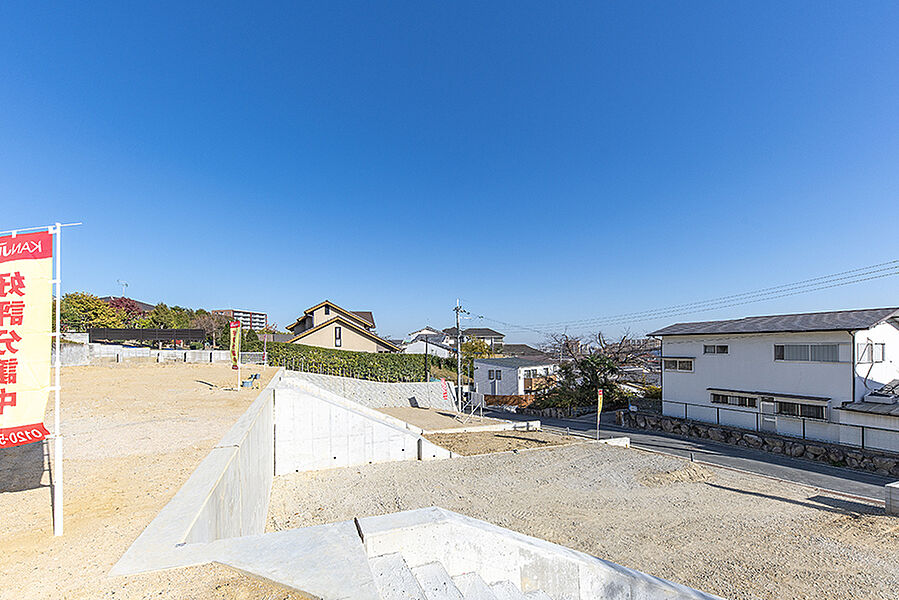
374, 406, 507, 431
268, 441, 899, 600
0, 363, 308, 600
425, 430, 582, 455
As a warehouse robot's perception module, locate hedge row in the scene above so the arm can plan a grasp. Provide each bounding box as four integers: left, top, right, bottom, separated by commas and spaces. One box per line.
265, 342, 456, 382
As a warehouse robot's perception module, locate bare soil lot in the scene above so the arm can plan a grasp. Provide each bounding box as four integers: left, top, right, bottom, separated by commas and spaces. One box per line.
0, 363, 308, 600
425, 430, 581, 455
268, 443, 899, 600
376, 406, 507, 431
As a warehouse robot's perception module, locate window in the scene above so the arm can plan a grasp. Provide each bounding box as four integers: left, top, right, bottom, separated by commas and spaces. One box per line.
704, 345, 728, 354
495, 369, 502, 380
663, 359, 693, 372
334, 326, 341, 347
488, 370, 495, 380
710, 393, 757, 408
776, 401, 824, 420
324, 305, 330, 315
858, 343, 885, 363
774, 344, 839, 362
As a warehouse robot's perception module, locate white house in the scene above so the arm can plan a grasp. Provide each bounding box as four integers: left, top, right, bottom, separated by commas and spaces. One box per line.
649, 307, 899, 452
473, 357, 558, 397
403, 338, 454, 358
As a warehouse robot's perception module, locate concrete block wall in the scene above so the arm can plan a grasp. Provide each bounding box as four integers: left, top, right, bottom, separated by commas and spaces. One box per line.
282, 371, 457, 411
887, 482, 899, 515
273, 384, 451, 475
51, 342, 90, 366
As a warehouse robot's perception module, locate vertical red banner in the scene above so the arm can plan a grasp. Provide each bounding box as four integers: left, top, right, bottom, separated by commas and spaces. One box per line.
0, 231, 53, 448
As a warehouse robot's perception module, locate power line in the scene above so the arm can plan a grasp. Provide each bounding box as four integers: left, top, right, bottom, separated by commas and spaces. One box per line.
472, 259, 899, 336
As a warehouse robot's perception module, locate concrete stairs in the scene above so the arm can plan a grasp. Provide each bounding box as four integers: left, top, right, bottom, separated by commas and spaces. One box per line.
370, 552, 549, 600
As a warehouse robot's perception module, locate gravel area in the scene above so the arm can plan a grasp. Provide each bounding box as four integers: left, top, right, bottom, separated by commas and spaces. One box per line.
424, 430, 581, 455
0, 363, 309, 600
268, 443, 899, 600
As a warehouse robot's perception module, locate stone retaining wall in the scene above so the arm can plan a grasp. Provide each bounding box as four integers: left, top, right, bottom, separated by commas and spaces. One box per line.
617, 410, 899, 478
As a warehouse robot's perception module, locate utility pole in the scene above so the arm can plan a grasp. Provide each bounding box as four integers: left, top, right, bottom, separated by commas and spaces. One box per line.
424, 335, 429, 381
454, 300, 465, 412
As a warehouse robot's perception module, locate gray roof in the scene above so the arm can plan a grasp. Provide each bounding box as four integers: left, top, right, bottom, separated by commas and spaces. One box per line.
649, 307, 899, 337
475, 357, 554, 369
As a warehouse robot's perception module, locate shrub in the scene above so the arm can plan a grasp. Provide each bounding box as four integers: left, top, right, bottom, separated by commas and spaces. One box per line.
266, 343, 456, 382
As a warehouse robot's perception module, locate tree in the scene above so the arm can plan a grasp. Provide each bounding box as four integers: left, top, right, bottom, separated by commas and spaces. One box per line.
107, 297, 144, 327
59, 292, 122, 330
190, 311, 228, 348
461, 338, 492, 360
535, 331, 652, 411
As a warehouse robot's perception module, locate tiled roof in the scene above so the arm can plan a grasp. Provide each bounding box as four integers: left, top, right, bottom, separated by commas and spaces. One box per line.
649, 307, 899, 336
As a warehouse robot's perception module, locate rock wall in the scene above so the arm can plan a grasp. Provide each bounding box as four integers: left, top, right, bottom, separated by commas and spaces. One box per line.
617, 410, 899, 478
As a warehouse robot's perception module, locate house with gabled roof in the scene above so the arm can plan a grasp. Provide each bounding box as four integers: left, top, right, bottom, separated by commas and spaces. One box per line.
286, 300, 400, 353
649, 307, 899, 452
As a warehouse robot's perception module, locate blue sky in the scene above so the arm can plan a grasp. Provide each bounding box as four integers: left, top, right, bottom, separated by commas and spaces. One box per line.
2, 2, 898, 343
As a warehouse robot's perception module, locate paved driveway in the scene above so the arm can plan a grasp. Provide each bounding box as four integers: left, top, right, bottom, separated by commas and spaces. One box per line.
486, 409, 894, 500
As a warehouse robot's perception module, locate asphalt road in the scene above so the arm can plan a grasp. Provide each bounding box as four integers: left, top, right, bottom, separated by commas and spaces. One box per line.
486, 409, 894, 501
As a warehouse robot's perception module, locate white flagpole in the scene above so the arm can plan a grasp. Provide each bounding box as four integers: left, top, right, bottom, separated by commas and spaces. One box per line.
53, 222, 63, 536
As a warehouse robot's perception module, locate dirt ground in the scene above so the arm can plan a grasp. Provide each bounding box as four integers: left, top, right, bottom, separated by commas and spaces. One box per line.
376, 406, 507, 431
268, 443, 899, 600
0, 362, 308, 600
424, 430, 581, 455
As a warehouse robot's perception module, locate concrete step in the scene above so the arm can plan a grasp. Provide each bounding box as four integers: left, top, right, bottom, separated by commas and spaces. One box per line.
370, 553, 427, 600
411, 562, 465, 600
523, 591, 553, 600
452, 572, 499, 600
488, 581, 529, 600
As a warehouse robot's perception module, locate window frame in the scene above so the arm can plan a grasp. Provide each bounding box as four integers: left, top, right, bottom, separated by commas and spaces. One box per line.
710, 392, 757, 408
334, 326, 341, 347
774, 343, 841, 363
858, 342, 885, 364
495, 369, 502, 380
775, 400, 825, 420
663, 358, 693, 372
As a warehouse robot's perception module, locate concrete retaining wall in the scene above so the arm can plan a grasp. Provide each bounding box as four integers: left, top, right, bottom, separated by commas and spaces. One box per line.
282, 371, 457, 411
51, 342, 90, 366
887, 482, 899, 515
274, 382, 452, 475
112, 371, 282, 576
620, 410, 899, 478
360, 507, 723, 600
53, 343, 233, 366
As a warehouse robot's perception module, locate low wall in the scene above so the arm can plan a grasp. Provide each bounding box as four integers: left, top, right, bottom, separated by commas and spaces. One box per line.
112, 370, 282, 576
51, 342, 90, 366
274, 382, 452, 475
53, 343, 234, 366
887, 482, 899, 515
619, 410, 899, 478
360, 507, 723, 600
282, 371, 456, 411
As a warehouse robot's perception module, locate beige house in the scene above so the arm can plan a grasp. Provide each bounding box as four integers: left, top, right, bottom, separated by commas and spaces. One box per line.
286, 300, 400, 353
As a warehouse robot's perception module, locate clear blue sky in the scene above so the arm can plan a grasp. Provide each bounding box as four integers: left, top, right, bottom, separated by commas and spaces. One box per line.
2, 2, 898, 343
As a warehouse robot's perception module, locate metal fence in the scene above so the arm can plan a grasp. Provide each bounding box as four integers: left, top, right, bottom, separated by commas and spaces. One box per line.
662, 400, 899, 453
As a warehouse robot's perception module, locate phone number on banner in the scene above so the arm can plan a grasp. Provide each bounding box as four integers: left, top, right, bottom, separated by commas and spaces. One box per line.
0, 424, 50, 448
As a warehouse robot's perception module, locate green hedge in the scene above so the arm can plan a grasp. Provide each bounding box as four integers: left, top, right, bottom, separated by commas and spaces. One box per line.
266, 342, 456, 382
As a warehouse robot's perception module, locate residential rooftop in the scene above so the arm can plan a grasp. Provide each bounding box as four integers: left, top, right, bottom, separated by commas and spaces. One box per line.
474, 357, 555, 368
649, 307, 899, 337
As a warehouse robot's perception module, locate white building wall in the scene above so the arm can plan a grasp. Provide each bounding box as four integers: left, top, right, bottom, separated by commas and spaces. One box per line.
661, 331, 854, 422
403, 340, 452, 358
852, 321, 899, 402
